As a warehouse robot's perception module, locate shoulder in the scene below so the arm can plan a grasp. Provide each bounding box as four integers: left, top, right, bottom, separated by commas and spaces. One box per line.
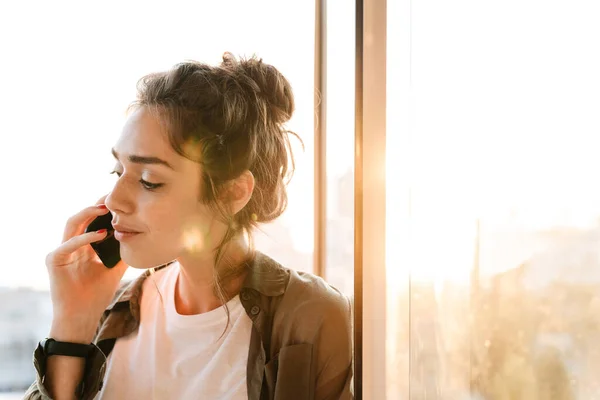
249, 252, 352, 329
283, 269, 352, 322
268, 260, 352, 347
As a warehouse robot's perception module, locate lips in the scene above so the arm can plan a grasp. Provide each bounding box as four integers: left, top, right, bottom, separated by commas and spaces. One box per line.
114, 231, 141, 241
112, 223, 142, 241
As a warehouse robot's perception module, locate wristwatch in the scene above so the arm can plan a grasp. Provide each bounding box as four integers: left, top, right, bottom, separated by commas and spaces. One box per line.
40, 338, 96, 359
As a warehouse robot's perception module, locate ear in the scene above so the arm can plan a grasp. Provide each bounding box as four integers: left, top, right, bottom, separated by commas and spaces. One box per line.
223, 170, 255, 215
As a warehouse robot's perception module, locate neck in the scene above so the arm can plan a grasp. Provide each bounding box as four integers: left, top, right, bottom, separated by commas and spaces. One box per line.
174, 235, 251, 315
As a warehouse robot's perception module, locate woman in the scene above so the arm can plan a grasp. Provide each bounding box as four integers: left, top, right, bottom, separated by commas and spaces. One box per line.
24, 53, 353, 400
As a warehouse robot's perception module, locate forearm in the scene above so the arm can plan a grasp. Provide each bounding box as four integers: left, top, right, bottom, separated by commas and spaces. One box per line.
45, 356, 87, 400
43, 320, 98, 399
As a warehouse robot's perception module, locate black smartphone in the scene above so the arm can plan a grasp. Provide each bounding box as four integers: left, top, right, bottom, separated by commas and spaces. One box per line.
85, 212, 121, 268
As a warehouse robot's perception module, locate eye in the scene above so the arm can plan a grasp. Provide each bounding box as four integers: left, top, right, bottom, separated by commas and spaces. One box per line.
110, 170, 163, 191
140, 179, 164, 191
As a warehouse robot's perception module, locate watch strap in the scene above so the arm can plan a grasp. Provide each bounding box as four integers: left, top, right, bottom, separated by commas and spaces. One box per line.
41, 338, 96, 359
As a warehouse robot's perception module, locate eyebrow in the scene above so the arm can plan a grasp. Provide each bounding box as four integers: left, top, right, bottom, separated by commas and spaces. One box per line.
111, 148, 174, 170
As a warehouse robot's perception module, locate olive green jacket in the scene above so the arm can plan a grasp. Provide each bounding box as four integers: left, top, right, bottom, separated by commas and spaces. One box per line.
24, 252, 353, 399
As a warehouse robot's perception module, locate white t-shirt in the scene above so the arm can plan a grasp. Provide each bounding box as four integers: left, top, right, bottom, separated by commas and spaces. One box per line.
96, 263, 253, 399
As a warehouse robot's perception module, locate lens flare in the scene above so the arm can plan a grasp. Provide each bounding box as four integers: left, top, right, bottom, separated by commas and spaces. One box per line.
183, 227, 205, 252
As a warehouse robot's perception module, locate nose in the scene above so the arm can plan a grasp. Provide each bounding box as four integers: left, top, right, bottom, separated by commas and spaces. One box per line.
105, 176, 135, 216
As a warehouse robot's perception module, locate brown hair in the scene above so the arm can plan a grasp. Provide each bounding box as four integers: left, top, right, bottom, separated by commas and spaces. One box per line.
131, 53, 300, 301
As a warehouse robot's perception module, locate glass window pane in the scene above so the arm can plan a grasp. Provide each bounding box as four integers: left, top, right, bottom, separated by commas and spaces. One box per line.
386, 0, 411, 396
387, 0, 600, 398
0, 1, 314, 394
325, 0, 355, 296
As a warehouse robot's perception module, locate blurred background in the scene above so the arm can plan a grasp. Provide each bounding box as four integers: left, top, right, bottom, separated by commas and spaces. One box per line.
1, 0, 600, 398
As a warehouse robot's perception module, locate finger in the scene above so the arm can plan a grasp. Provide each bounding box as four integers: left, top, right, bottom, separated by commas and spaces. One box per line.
62, 205, 111, 243
55, 230, 109, 263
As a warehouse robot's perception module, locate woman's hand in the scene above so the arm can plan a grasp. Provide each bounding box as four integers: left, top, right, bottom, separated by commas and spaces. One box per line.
46, 197, 128, 343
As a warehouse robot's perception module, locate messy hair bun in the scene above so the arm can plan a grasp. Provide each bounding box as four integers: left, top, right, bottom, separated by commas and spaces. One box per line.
222, 52, 294, 125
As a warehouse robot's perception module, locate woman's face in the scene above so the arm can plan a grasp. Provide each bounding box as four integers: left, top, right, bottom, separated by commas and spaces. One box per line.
105, 107, 222, 269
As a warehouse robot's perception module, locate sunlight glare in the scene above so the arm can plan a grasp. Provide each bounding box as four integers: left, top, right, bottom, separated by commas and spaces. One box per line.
183, 227, 205, 253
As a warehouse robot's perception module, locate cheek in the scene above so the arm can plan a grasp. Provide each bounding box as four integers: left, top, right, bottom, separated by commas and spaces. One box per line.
147, 196, 211, 250
124, 185, 219, 267
140, 187, 197, 231
148, 205, 192, 243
